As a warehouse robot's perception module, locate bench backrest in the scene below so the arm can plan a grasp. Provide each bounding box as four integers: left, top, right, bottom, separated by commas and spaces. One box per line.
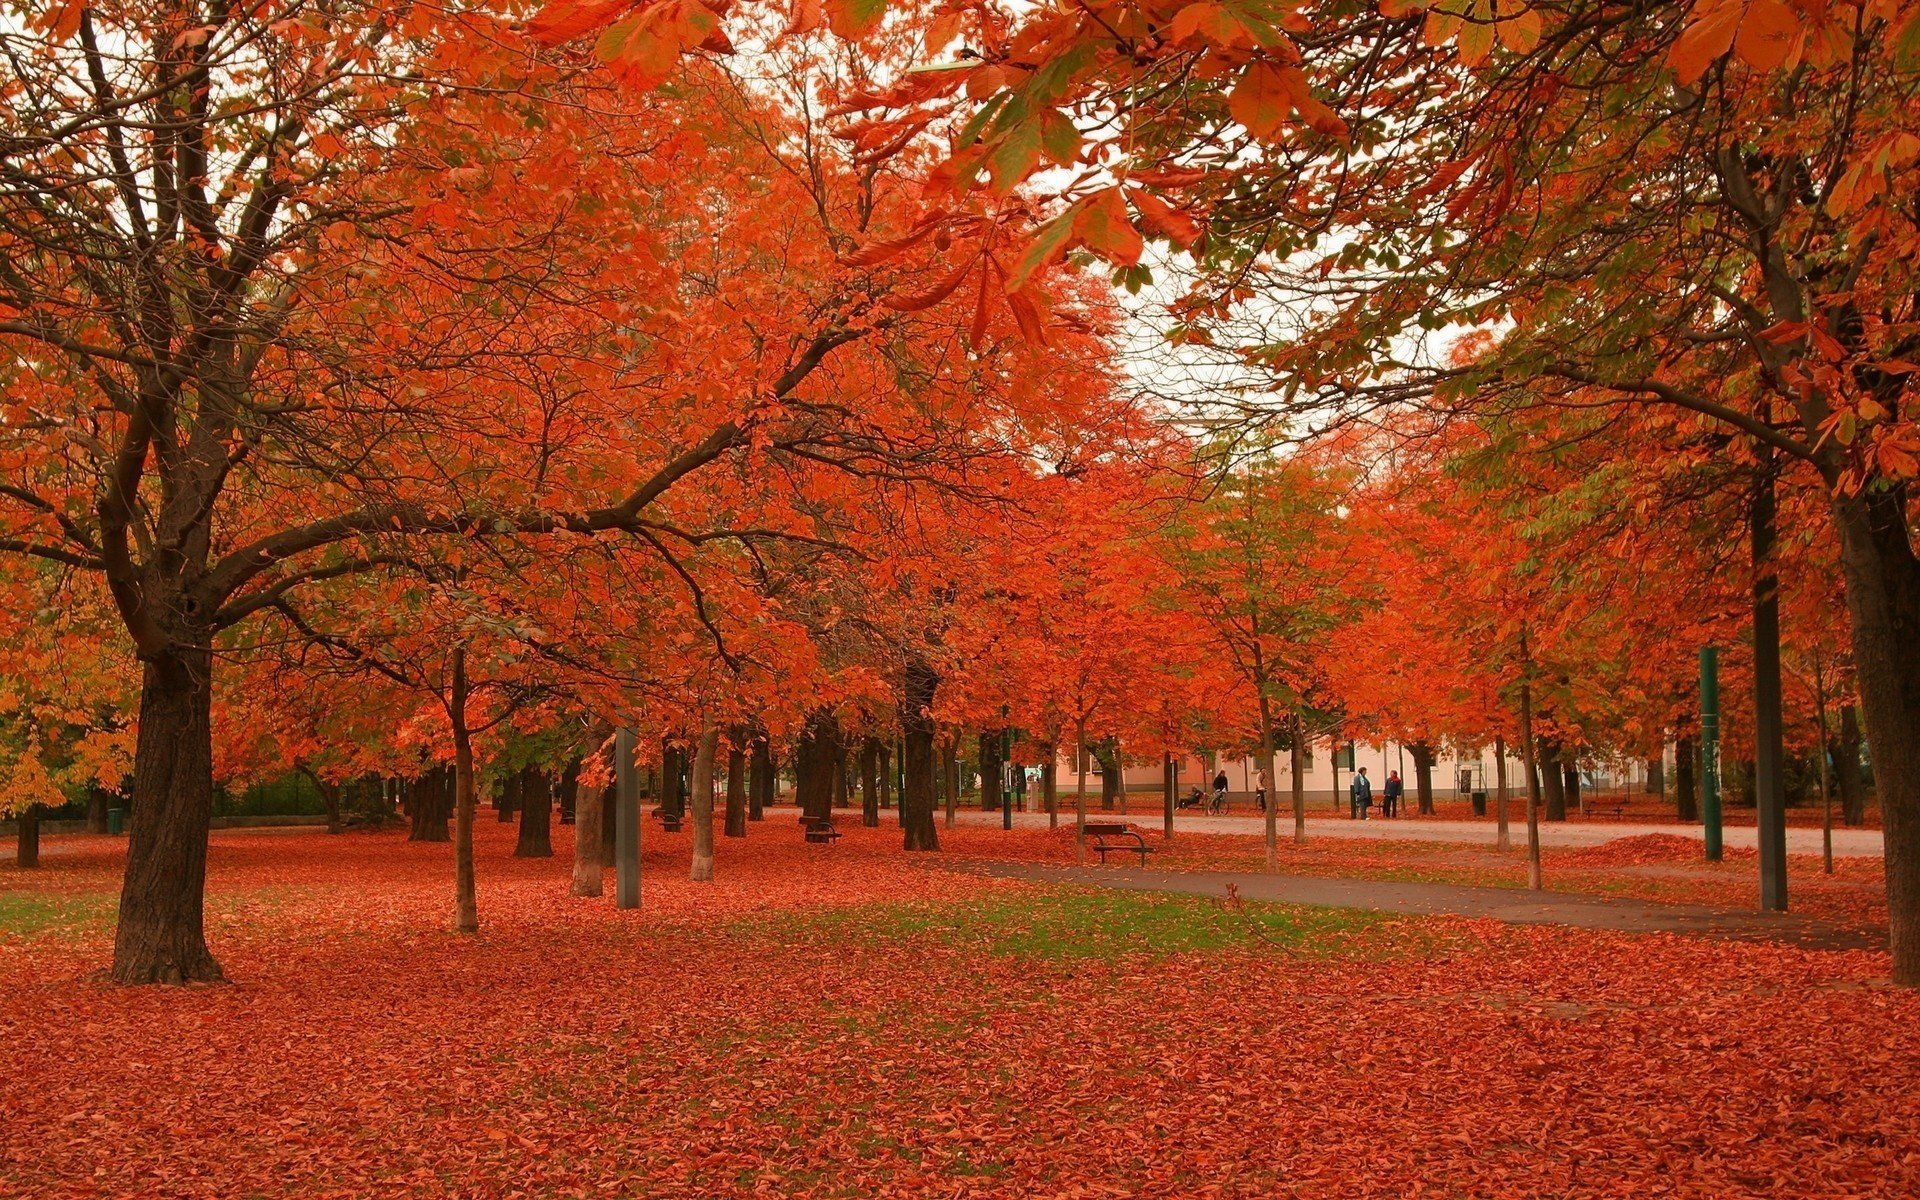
1084, 823, 1130, 836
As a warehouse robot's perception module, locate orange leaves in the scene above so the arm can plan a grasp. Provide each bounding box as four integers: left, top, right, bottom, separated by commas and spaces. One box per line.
527, 0, 637, 44
1669, 0, 1806, 84
825, 0, 890, 39
1420, 0, 1544, 65
1229, 60, 1346, 141
528, 0, 733, 88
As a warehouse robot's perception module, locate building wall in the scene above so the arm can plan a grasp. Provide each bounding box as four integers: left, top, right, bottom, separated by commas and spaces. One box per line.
1043, 742, 1645, 799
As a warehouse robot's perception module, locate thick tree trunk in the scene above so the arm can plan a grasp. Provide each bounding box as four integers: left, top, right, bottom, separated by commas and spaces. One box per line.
1676, 735, 1699, 821
1833, 704, 1868, 826
979, 730, 1004, 814
795, 709, 839, 822
451, 649, 479, 934
899, 657, 939, 851
1539, 736, 1567, 821
1094, 740, 1120, 812
1830, 487, 1920, 982
514, 767, 554, 858
410, 767, 451, 842
660, 740, 686, 819
859, 736, 881, 828
690, 727, 719, 881
571, 764, 606, 898
1646, 756, 1665, 798
14, 804, 40, 868
86, 784, 110, 835
878, 741, 892, 810
749, 735, 772, 821
497, 766, 518, 823
558, 758, 580, 825
1411, 740, 1436, 814
1043, 747, 1058, 830
1561, 756, 1582, 816
724, 738, 748, 838
112, 646, 223, 984
835, 745, 852, 811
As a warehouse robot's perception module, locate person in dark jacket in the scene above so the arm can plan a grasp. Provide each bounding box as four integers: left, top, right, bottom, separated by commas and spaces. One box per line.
1382, 770, 1404, 818
1349, 767, 1374, 820
1210, 767, 1230, 814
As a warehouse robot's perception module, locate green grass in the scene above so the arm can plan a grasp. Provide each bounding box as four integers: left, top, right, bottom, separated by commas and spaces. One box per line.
765, 886, 1391, 962
0, 889, 116, 939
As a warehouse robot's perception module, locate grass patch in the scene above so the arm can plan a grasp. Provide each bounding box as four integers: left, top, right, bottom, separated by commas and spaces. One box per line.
768, 886, 1391, 962
0, 889, 116, 939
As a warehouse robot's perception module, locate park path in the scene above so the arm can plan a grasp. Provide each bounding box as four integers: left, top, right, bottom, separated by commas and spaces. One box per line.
957, 860, 1884, 951
948, 808, 1885, 857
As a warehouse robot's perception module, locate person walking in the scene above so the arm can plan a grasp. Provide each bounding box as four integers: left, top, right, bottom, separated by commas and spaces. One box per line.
1255, 766, 1271, 813
1383, 770, 1404, 818
1210, 765, 1230, 815
1350, 766, 1374, 820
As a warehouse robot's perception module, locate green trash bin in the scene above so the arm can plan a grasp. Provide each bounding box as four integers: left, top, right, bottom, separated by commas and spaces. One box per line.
107, 807, 124, 835
1470, 790, 1488, 817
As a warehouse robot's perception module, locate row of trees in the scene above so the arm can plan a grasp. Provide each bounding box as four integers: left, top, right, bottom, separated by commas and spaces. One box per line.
1, 2, 1906, 983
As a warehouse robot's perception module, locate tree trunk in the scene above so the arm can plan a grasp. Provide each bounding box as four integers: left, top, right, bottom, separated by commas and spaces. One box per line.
1074, 720, 1089, 866
941, 737, 957, 829
1290, 714, 1306, 844
860, 736, 881, 828
878, 741, 892, 810
1676, 734, 1699, 821
1494, 735, 1511, 850
1258, 694, 1278, 869
298, 763, 343, 835
796, 708, 839, 822
558, 757, 580, 825
1519, 659, 1543, 892
1094, 740, 1119, 812
899, 656, 939, 851
724, 738, 748, 838
1163, 751, 1176, 841
979, 730, 1004, 814
514, 767, 554, 858
14, 804, 40, 868
451, 648, 479, 934
1539, 736, 1567, 821
1411, 740, 1435, 815
86, 784, 110, 835
749, 735, 772, 821
1646, 756, 1665, 798
498, 765, 518, 823
410, 767, 451, 843
660, 740, 686, 819
1829, 485, 1920, 982
112, 645, 223, 984
1044, 744, 1058, 829
1561, 755, 1582, 816
1833, 704, 1868, 826
690, 726, 719, 881
571, 760, 605, 898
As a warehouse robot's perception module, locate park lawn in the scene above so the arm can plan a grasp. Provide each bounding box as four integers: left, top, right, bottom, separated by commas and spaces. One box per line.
1, 821, 1915, 1199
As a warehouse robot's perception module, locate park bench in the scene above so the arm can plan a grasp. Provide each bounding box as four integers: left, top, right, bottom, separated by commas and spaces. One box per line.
801, 816, 842, 846
650, 808, 683, 833
1084, 822, 1154, 866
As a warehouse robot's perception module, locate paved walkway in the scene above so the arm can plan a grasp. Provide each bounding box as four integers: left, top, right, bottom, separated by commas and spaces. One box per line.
959, 861, 1884, 951
949, 808, 1884, 857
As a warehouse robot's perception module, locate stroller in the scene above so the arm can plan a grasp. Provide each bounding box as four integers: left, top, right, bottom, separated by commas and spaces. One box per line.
1177, 784, 1206, 810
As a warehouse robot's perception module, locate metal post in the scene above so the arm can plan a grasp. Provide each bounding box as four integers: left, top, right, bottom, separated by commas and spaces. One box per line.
1002, 727, 1014, 830
615, 727, 640, 909
1751, 472, 1788, 912
1700, 648, 1722, 863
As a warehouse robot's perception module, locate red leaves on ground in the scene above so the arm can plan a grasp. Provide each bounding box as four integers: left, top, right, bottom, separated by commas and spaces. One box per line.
4, 819, 1918, 1198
